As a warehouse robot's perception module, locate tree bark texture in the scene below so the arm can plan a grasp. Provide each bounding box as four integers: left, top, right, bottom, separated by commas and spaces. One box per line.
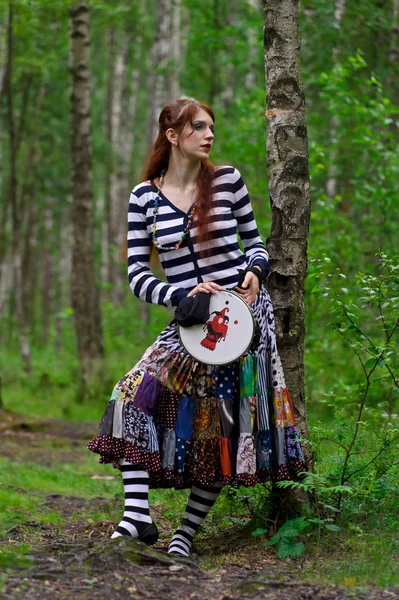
262, 0, 313, 472
5, 3, 31, 374
326, 0, 345, 199
170, 0, 181, 100
69, 2, 104, 392
106, 29, 142, 307
387, 0, 399, 103
146, 0, 173, 145
245, 0, 262, 91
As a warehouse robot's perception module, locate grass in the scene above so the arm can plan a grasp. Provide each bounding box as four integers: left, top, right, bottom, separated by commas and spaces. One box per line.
1, 333, 398, 591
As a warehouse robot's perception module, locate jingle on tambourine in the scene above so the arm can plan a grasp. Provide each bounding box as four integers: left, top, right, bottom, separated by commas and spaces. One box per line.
178, 290, 255, 366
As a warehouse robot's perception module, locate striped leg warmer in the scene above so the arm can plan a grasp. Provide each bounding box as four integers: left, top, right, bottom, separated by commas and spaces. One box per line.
167, 482, 222, 556
111, 459, 153, 539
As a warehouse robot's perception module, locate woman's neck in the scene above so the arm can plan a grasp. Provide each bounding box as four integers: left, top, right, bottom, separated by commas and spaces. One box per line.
164, 157, 201, 191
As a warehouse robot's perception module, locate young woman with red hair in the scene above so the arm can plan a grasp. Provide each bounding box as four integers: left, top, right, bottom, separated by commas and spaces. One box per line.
88, 98, 305, 555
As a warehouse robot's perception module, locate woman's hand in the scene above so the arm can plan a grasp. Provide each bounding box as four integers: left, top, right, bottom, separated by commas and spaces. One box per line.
187, 282, 223, 297
234, 271, 260, 306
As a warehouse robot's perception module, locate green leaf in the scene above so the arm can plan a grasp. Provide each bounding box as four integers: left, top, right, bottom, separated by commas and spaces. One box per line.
277, 539, 305, 559
364, 358, 377, 369
252, 528, 267, 537
279, 518, 309, 534
323, 523, 341, 532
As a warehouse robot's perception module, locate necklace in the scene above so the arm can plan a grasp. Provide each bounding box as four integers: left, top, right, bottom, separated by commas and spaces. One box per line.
151, 169, 197, 251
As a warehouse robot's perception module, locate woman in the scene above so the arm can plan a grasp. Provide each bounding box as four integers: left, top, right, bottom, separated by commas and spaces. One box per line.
88, 98, 306, 556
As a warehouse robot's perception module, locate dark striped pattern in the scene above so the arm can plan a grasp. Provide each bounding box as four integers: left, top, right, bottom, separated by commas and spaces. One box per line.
127, 166, 269, 307
167, 482, 222, 556
111, 460, 153, 539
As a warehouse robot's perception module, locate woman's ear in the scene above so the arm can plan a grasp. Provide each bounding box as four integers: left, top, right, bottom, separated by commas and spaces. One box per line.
166, 128, 178, 145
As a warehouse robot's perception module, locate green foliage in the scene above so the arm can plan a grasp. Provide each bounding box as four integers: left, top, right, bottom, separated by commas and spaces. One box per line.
253, 517, 308, 559
1, 0, 399, 588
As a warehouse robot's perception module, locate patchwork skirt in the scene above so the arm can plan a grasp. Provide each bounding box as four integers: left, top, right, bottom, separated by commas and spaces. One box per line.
88, 287, 306, 488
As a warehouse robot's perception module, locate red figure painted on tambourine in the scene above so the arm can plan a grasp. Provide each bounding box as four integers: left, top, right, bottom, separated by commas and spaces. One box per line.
200, 307, 230, 351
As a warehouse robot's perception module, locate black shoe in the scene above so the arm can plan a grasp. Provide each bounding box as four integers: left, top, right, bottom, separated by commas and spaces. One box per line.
137, 522, 159, 546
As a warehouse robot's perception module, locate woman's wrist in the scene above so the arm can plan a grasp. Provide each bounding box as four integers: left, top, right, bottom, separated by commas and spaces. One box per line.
245, 266, 263, 288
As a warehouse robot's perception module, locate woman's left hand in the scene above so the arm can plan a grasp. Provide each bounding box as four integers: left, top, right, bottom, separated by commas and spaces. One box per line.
234, 271, 260, 306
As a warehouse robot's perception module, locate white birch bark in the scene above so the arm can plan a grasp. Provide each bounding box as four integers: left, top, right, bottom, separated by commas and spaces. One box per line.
170, 0, 181, 100
146, 0, 173, 145
245, 0, 261, 91
262, 0, 312, 474
326, 0, 346, 199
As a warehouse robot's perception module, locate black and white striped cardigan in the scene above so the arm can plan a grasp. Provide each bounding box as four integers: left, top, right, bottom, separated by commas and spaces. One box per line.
127, 166, 269, 307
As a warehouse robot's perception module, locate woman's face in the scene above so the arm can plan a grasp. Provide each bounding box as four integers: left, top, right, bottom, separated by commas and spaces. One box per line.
177, 108, 215, 161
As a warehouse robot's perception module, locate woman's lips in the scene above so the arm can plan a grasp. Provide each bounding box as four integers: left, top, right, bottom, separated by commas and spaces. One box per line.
201, 145, 211, 151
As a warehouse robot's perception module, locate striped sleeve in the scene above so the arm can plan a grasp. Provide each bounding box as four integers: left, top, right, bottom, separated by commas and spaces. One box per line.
231, 169, 270, 278
127, 190, 189, 307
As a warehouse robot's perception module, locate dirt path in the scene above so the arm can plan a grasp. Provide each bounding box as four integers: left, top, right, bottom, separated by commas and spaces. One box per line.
0, 410, 397, 600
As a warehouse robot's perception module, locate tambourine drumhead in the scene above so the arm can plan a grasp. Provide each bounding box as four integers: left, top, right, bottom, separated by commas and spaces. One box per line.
178, 290, 255, 366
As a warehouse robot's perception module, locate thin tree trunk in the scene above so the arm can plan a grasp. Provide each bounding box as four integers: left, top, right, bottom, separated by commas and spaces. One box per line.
326, 0, 345, 200
20, 85, 46, 332
221, 0, 236, 109
143, 0, 175, 325
262, 0, 313, 494
0, 19, 5, 196
40, 198, 54, 345
111, 34, 143, 307
387, 0, 399, 104
209, 0, 221, 106
0, 366, 3, 408
5, 3, 31, 374
55, 217, 73, 354
245, 0, 261, 91
108, 32, 130, 306
69, 2, 104, 397
170, 0, 181, 100
146, 0, 172, 144
180, 6, 190, 90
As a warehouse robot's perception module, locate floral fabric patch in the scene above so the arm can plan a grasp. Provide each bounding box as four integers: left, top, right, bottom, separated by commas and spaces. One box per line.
236, 433, 256, 474
273, 388, 295, 428
123, 403, 149, 451
192, 397, 221, 440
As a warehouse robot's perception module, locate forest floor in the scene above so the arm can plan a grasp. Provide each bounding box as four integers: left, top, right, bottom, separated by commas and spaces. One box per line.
0, 409, 398, 600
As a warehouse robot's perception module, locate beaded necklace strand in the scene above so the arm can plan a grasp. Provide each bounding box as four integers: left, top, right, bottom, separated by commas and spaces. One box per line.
151, 170, 197, 251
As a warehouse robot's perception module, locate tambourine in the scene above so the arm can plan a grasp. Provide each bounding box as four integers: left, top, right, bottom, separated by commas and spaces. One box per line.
178, 290, 255, 366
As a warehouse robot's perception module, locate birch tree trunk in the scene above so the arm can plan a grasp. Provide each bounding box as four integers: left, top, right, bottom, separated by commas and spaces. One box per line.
220, 0, 235, 109
170, 0, 181, 100
245, 0, 261, 91
107, 29, 144, 307
387, 0, 399, 104
112, 35, 143, 307
69, 2, 104, 397
142, 0, 174, 325
146, 0, 173, 144
5, 3, 31, 374
262, 0, 313, 485
326, 0, 345, 199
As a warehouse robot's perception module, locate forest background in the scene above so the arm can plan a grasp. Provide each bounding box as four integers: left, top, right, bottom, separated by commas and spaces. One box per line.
0, 0, 398, 594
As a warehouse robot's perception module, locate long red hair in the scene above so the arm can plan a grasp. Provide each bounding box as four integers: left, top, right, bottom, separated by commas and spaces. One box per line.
143, 98, 215, 248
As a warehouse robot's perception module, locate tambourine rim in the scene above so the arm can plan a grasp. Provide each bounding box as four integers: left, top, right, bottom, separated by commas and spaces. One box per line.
177, 289, 256, 366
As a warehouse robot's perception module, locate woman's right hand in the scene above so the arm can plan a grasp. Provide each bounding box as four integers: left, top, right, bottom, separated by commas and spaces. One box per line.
187, 282, 223, 297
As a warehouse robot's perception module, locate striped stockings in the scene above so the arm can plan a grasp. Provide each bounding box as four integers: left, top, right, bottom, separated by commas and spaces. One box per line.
111, 459, 153, 539
168, 482, 222, 556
